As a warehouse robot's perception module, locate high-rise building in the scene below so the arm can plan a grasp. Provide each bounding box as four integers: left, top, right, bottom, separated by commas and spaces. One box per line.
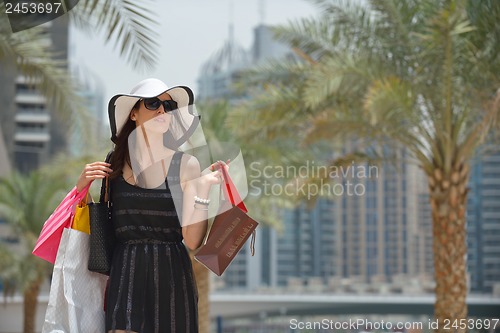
467, 146, 500, 293
197, 25, 251, 101
198, 24, 292, 102
267, 151, 433, 292
0, 16, 69, 173
0, 126, 11, 177
415, 172, 434, 284
68, 65, 107, 156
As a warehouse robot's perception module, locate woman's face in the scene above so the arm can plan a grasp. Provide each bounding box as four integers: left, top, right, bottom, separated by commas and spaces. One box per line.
130, 92, 173, 133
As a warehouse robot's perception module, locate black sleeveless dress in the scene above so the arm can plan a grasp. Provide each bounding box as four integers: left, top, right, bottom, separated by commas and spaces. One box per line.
105, 151, 198, 333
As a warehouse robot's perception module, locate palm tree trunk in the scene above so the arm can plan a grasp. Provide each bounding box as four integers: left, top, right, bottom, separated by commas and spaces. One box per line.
191, 252, 210, 333
428, 163, 469, 333
23, 277, 43, 333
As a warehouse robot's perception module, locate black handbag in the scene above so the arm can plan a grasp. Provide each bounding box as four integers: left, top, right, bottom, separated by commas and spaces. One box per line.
88, 151, 116, 275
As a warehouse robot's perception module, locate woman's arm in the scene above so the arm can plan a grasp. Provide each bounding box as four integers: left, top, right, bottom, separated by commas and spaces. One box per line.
180, 155, 222, 250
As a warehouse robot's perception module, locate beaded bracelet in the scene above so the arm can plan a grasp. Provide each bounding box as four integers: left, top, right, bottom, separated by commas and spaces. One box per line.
194, 195, 210, 205
194, 203, 209, 211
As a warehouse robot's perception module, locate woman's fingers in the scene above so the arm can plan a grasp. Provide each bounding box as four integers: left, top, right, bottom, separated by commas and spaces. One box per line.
209, 159, 231, 171
199, 170, 222, 185
80, 161, 113, 183
84, 162, 112, 175
85, 162, 112, 171
77, 161, 113, 192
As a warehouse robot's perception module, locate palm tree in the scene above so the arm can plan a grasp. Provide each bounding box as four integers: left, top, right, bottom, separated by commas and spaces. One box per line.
229, 0, 499, 331
1, 2, 160, 331
0, 0, 159, 145
0, 171, 69, 333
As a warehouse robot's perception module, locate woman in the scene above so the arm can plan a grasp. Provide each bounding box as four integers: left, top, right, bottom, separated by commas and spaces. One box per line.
76, 78, 221, 333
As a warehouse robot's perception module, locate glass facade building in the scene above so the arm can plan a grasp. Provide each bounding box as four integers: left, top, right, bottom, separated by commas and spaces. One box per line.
467, 146, 500, 293
0, 17, 69, 174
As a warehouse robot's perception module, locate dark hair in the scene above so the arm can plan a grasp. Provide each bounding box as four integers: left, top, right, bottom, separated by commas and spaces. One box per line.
109, 100, 141, 179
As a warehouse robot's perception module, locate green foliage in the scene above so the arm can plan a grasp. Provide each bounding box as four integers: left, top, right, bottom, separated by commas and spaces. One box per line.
0, 0, 160, 149
0, 8, 84, 126
0, 169, 69, 296
233, 0, 499, 180
70, 0, 159, 71
0, 171, 67, 246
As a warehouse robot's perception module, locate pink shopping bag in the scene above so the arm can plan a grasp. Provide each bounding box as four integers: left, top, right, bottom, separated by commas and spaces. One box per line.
32, 183, 91, 264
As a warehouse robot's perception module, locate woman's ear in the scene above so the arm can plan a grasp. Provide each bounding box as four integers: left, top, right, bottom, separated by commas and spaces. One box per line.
130, 111, 137, 121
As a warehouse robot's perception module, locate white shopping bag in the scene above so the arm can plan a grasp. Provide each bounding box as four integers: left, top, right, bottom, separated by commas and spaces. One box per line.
42, 228, 108, 333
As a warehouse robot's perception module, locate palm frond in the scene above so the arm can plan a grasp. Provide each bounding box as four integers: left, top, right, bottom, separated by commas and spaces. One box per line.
0, 170, 69, 244
275, 0, 377, 60
301, 54, 377, 109
466, 0, 500, 70
0, 16, 99, 148
0, 22, 82, 117
273, 16, 337, 59
235, 57, 306, 91
228, 83, 309, 143
70, 0, 159, 71
0, 244, 18, 300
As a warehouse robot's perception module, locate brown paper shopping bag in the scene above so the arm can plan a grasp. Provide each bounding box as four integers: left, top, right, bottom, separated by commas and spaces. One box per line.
194, 162, 258, 276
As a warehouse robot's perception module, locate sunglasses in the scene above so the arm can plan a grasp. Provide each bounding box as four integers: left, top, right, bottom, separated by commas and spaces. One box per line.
142, 97, 178, 112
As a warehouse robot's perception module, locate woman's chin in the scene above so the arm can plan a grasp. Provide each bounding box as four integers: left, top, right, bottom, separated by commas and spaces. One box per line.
144, 116, 170, 133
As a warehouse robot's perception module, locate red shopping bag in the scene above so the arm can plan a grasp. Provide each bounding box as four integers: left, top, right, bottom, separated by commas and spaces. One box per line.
32, 184, 90, 264
218, 162, 247, 213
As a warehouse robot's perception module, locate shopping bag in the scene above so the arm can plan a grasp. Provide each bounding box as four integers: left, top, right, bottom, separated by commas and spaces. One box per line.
42, 228, 107, 333
33, 183, 91, 264
88, 150, 116, 275
72, 193, 90, 234
220, 163, 248, 213
194, 162, 258, 276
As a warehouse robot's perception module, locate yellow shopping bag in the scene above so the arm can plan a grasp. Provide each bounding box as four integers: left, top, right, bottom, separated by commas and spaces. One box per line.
72, 194, 90, 234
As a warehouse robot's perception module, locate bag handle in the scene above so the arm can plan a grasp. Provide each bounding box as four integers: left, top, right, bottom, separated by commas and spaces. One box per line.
80, 191, 90, 206
217, 161, 247, 213
250, 230, 256, 256
70, 182, 92, 229
99, 150, 114, 204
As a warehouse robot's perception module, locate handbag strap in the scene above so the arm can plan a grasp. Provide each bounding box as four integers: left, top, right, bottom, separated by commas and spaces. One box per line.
99, 150, 114, 203
250, 231, 256, 256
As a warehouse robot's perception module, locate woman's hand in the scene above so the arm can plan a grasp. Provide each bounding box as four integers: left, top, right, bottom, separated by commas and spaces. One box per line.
204, 159, 230, 184
196, 160, 230, 194
76, 161, 113, 192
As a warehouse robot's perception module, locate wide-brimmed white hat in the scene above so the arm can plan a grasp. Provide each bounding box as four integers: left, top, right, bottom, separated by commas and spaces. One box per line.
108, 78, 199, 146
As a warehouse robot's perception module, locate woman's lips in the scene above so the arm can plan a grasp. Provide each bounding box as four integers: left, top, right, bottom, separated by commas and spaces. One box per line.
155, 115, 168, 123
